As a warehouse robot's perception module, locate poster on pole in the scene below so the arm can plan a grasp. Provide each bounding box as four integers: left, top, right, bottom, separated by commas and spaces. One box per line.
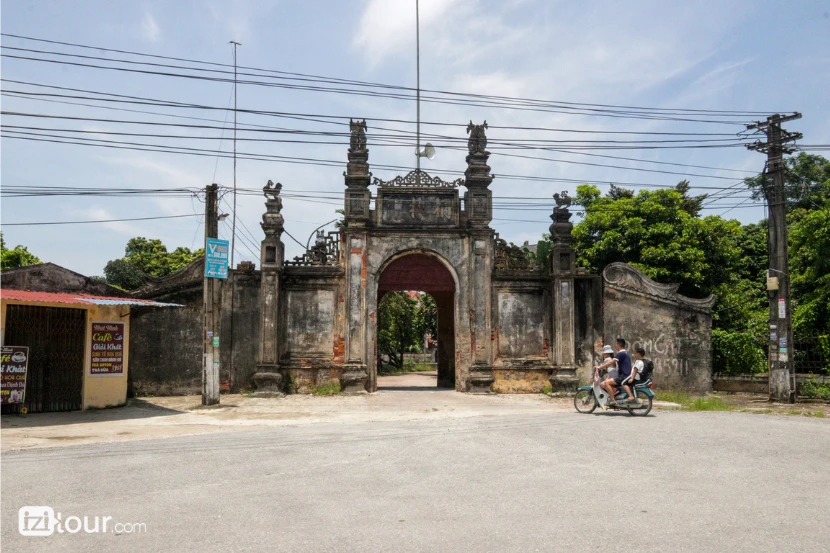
1, 346, 29, 404
778, 298, 786, 319
205, 238, 229, 279
90, 322, 125, 376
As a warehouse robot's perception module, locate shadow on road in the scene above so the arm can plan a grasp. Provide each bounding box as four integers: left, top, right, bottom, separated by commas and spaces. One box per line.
0, 398, 184, 429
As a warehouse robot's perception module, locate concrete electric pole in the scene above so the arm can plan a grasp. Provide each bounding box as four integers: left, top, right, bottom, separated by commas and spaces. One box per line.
746, 113, 802, 403
203, 183, 221, 405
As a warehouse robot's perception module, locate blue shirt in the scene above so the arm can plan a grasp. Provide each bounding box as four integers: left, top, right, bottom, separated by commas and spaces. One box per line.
615, 350, 632, 378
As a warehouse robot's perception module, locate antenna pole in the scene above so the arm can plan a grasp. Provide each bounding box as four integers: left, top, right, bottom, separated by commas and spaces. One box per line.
230, 40, 241, 268
415, 0, 420, 185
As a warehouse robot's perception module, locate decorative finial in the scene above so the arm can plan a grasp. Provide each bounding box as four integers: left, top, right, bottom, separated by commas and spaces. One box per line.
466, 120, 489, 155
263, 180, 282, 198
553, 191, 571, 208
349, 118, 368, 153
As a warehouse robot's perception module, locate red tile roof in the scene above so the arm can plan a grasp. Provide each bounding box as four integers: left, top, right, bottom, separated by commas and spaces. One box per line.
1, 289, 179, 307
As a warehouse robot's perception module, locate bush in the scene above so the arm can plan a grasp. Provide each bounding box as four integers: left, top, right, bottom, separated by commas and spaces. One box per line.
712, 330, 767, 375
800, 377, 830, 401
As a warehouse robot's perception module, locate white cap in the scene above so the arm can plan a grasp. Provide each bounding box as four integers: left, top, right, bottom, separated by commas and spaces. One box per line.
601, 345, 614, 355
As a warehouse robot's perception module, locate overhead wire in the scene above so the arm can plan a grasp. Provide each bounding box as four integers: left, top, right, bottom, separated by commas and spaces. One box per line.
0, 35, 784, 119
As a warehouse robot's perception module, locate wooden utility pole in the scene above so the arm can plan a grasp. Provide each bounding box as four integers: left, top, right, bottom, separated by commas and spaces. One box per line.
746, 113, 802, 403
203, 183, 221, 405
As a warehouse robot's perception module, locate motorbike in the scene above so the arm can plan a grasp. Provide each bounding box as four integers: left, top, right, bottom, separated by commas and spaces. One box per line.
574, 367, 654, 416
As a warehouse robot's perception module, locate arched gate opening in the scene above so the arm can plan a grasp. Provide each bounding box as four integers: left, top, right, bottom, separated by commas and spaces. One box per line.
376, 253, 456, 390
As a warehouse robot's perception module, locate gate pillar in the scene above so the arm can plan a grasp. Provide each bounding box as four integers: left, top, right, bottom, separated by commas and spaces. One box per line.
549, 194, 579, 390
254, 181, 284, 392
341, 119, 372, 392
465, 121, 496, 392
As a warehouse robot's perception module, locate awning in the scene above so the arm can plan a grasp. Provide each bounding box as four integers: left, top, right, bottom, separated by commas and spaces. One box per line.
1, 289, 181, 307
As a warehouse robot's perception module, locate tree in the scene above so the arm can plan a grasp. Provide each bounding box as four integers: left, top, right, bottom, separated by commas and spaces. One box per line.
789, 201, 830, 335
570, 182, 740, 298
415, 292, 437, 343
103, 258, 146, 290
1, 233, 42, 270
744, 153, 830, 212
377, 292, 420, 370
103, 237, 203, 290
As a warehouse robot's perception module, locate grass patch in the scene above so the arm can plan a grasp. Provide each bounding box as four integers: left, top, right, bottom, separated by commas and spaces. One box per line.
541, 385, 553, 395
656, 390, 693, 406
655, 390, 734, 411
688, 397, 734, 411
310, 382, 341, 396
378, 361, 436, 376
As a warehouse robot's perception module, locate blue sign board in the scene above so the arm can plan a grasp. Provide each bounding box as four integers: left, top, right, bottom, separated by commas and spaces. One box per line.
205, 238, 229, 279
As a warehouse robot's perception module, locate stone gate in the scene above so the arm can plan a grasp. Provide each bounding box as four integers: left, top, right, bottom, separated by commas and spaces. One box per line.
130, 120, 716, 395
257, 120, 607, 394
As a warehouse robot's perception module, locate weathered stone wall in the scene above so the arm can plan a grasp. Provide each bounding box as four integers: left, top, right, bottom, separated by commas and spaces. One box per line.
129, 289, 202, 396
490, 277, 553, 393
601, 263, 715, 393
219, 270, 261, 391
496, 290, 546, 358
574, 275, 603, 385
278, 268, 346, 393
131, 264, 261, 395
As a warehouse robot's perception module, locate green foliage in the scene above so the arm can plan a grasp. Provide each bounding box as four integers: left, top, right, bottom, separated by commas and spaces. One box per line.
311, 381, 341, 396
744, 153, 830, 211
103, 236, 203, 290
377, 292, 420, 370
0, 233, 42, 270
689, 397, 734, 411
571, 182, 739, 298
103, 258, 146, 290
789, 203, 830, 335
655, 391, 734, 411
415, 292, 437, 342
377, 292, 437, 370
379, 361, 436, 376
800, 377, 830, 401
711, 330, 767, 375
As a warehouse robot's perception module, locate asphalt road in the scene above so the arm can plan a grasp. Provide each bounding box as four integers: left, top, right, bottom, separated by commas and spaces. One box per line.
2, 409, 829, 552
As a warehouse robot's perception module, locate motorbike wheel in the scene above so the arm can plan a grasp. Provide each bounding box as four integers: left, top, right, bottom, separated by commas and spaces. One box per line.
627, 394, 653, 416
574, 389, 597, 414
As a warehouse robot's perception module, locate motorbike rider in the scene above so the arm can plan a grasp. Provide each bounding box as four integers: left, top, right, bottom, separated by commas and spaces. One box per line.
596, 338, 632, 405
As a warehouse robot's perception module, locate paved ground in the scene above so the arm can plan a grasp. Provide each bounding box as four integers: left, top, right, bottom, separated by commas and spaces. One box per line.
2, 374, 829, 552
0, 372, 581, 452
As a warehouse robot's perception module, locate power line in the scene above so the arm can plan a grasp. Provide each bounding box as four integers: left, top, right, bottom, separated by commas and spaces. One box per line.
0, 34, 784, 117
3, 213, 200, 226
2, 130, 756, 192
0, 48, 767, 124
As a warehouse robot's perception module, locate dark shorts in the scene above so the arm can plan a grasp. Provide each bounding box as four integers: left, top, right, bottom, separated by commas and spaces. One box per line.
614, 376, 632, 387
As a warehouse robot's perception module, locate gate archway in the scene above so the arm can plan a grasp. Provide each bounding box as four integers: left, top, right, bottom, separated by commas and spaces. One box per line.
374, 252, 457, 391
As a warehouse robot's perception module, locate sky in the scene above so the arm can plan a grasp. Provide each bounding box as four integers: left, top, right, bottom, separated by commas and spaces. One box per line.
2, 0, 829, 276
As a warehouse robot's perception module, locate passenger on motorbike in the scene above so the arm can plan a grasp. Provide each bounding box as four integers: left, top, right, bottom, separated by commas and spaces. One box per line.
632, 347, 646, 383
597, 338, 632, 405
595, 345, 617, 373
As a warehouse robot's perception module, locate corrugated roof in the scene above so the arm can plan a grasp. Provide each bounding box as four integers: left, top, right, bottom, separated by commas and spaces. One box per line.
1, 289, 181, 307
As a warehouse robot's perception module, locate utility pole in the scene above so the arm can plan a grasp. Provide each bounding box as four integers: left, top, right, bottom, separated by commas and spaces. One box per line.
203, 183, 221, 405
415, 0, 420, 186
746, 113, 802, 403
229, 40, 241, 268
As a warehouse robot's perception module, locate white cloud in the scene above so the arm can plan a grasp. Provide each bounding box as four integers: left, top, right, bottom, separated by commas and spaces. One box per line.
141, 11, 161, 43
354, 0, 461, 67
73, 207, 140, 235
